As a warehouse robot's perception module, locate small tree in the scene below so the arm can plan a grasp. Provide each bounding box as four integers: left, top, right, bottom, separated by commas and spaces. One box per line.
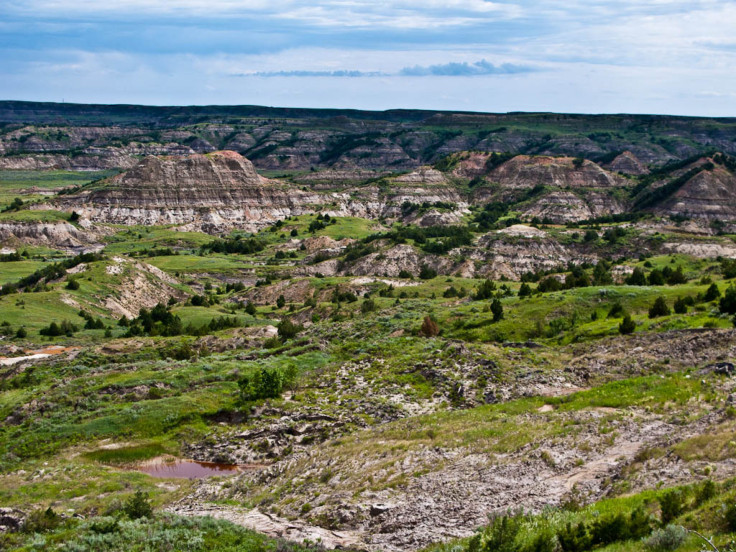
419, 316, 439, 337
649, 297, 670, 318
619, 314, 636, 335
123, 490, 153, 520
658, 490, 684, 524
474, 279, 496, 300
419, 265, 437, 280
673, 297, 687, 314
626, 267, 647, 286
65, 278, 80, 290
704, 283, 721, 302
15, 326, 27, 339
245, 301, 257, 316
276, 294, 286, 309
277, 318, 302, 341
491, 299, 504, 322
719, 286, 736, 314
518, 283, 532, 297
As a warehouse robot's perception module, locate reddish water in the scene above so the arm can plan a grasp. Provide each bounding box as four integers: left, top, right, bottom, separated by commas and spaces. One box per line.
137, 459, 243, 479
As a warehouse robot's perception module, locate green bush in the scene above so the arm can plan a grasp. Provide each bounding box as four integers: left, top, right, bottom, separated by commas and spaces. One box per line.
643, 524, 687, 551
649, 297, 670, 318
619, 315, 636, 335
419, 265, 438, 280
557, 521, 592, 552
122, 490, 153, 520
659, 490, 684, 524
278, 318, 303, 341
491, 299, 504, 322
23, 507, 61, 533
703, 283, 721, 302
725, 501, 736, 531
238, 367, 285, 402
720, 286, 736, 314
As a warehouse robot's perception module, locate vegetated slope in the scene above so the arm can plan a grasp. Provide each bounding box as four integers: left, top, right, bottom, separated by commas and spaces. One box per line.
2, 101, 736, 172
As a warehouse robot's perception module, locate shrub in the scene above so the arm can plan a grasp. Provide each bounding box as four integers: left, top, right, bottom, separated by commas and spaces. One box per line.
649, 297, 670, 318
474, 279, 496, 300
491, 299, 504, 322
526, 529, 556, 552
239, 367, 284, 402
591, 513, 629, 546
419, 265, 437, 280
608, 302, 625, 318
277, 318, 303, 341
719, 286, 736, 314
659, 490, 684, 524
695, 479, 716, 505
276, 295, 286, 309
398, 270, 413, 279
518, 283, 532, 297
361, 298, 377, 313
15, 327, 27, 339
123, 490, 153, 520
66, 278, 80, 290
263, 336, 282, 349
644, 524, 687, 551
584, 229, 598, 242
626, 267, 648, 286
419, 316, 439, 337
619, 315, 636, 335
23, 507, 60, 533
704, 283, 721, 302
537, 276, 563, 293
648, 269, 665, 286
724, 501, 736, 531
480, 513, 522, 552
558, 521, 592, 552
40, 319, 78, 337
673, 297, 688, 314
245, 302, 257, 316
160, 341, 195, 361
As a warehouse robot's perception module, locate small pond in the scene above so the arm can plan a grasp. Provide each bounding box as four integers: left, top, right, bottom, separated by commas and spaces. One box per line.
137, 459, 248, 479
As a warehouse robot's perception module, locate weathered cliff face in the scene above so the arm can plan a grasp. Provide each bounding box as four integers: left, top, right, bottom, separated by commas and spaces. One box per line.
485, 155, 628, 190
0, 221, 100, 250
605, 151, 648, 175
653, 161, 736, 221
57, 152, 472, 232
59, 151, 324, 232
521, 190, 627, 223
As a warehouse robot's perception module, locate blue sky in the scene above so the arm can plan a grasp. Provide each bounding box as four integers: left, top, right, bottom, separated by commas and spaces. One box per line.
1, 0, 735, 115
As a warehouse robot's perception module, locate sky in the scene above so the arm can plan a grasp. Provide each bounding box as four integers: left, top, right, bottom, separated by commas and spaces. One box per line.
1, 0, 736, 115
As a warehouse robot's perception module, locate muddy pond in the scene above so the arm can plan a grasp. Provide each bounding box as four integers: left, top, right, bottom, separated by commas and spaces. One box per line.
136, 458, 256, 479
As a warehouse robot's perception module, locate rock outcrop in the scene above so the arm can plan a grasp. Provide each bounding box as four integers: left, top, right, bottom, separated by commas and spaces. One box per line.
653, 159, 736, 220
58, 151, 321, 232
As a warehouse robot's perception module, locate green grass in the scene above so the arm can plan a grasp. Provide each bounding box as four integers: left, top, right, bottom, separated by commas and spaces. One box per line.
0, 209, 74, 223
0, 260, 51, 283
0, 169, 116, 209
102, 226, 215, 254
82, 442, 173, 465
146, 254, 253, 274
